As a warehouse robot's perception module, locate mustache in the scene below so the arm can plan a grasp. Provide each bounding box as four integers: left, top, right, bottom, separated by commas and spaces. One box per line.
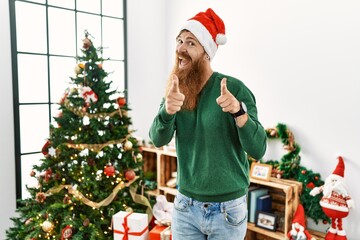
177, 52, 190, 60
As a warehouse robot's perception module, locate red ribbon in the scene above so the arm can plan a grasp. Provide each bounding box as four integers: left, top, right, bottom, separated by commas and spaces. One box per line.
114, 212, 148, 240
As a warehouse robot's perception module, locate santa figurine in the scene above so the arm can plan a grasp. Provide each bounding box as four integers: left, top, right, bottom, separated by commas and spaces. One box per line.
287, 203, 315, 240
310, 156, 355, 240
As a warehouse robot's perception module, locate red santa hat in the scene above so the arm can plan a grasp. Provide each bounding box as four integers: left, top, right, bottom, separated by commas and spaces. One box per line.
330, 156, 345, 181
289, 204, 314, 240
292, 203, 306, 227
180, 8, 227, 61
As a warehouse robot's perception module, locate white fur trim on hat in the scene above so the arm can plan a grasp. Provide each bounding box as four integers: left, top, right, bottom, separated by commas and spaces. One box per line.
328, 174, 344, 182
181, 20, 218, 61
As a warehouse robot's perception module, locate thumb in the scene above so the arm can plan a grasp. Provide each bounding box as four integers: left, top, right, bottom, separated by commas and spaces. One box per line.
170, 74, 180, 93
220, 78, 228, 95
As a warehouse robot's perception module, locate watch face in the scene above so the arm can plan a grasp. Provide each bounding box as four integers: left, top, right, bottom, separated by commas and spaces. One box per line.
241, 102, 247, 112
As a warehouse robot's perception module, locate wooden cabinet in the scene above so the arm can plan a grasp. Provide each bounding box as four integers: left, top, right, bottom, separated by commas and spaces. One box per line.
141, 147, 178, 201
246, 177, 302, 240
141, 147, 325, 240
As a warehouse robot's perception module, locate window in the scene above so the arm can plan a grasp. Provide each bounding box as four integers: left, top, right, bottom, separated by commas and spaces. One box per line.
9, 0, 127, 199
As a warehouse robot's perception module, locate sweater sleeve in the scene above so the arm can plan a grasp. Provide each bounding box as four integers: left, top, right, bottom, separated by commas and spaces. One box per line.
149, 100, 176, 147
235, 83, 267, 160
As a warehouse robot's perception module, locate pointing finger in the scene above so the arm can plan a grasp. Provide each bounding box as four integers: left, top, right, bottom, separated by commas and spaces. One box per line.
170, 74, 180, 93
220, 78, 228, 95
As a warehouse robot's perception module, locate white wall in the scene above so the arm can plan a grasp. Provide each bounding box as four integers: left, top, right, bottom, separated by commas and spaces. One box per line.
0, 0, 17, 239
1, 0, 359, 239
128, 0, 360, 238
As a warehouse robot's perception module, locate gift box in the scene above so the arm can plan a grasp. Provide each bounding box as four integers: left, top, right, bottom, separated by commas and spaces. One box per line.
149, 225, 172, 240
113, 211, 149, 240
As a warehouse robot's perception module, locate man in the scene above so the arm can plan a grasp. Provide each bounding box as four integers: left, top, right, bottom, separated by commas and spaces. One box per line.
149, 8, 267, 240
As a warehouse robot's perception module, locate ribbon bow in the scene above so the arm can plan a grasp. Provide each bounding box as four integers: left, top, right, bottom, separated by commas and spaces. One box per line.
114, 212, 148, 240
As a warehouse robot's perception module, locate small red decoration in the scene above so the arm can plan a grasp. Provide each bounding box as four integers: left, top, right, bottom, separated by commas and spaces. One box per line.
301, 170, 306, 174
315, 176, 319, 180
30, 170, 36, 177
35, 192, 46, 203
44, 168, 53, 182
82, 37, 92, 50
117, 97, 126, 107
104, 165, 115, 177
83, 218, 90, 227
125, 169, 136, 181
61, 225, 73, 240
42, 140, 50, 155
306, 182, 315, 189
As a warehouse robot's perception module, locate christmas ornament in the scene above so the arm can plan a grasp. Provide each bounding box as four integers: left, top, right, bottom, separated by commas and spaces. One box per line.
61, 225, 73, 240
124, 140, 133, 151
63, 195, 71, 204
287, 204, 315, 240
24, 218, 32, 225
117, 96, 126, 107
44, 168, 53, 182
306, 182, 315, 189
30, 170, 36, 177
82, 37, 92, 50
35, 192, 46, 203
136, 153, 143, 162
125, 169, 136, 181
42, 140, 50, 155
41, 220, 53, 232
83, 218, 90, 227
310, 156, 355, 240
81, 86, 98, 103
104, 164, 115, 177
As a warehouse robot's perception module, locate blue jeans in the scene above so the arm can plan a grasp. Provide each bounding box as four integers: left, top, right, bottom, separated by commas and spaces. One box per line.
171, 192, 248, 240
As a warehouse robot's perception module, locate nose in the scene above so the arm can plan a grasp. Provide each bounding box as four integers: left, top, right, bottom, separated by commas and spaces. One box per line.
177, 43, 187, 53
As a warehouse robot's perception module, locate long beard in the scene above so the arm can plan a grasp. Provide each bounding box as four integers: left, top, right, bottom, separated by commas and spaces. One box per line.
323, 177, 348, 197
167, 52, 207, 110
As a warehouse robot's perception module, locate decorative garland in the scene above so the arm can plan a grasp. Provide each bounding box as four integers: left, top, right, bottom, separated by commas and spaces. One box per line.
45, 177, 139, 209
63, 99, 123, 119
249, 123, 329, 224
64, 138, 131, 153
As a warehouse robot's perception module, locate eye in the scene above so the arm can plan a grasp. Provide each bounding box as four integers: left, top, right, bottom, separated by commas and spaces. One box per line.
176, 38, 183, 45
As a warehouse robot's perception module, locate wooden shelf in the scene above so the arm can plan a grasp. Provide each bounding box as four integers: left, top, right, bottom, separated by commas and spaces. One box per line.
247, 223, 284, 240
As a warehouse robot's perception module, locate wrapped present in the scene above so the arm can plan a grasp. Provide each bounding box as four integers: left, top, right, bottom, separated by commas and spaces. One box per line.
113, 211, 149, 240
149, 225, 172, 240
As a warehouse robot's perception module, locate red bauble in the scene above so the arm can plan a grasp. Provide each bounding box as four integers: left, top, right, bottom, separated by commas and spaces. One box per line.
117, 97, 126, 107
61, 225, 73, 240
301, 170, 306, 174
306, 182, 315, 189
104, 165, 115, 177
125, 169, 135, 181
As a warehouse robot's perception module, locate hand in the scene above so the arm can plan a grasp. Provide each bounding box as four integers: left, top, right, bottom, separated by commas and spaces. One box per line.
309, 187, 320, 196
165, 74, 185, 115
216, 78, 240, 114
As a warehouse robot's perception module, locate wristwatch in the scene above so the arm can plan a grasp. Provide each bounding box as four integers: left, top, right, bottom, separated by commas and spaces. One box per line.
232, 102, 247, 118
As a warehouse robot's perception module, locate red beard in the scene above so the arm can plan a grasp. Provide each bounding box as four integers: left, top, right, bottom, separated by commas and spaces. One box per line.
167, 52, 207, 110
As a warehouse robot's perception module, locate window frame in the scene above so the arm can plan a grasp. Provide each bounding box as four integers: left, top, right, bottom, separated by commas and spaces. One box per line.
8, 0, 128, 201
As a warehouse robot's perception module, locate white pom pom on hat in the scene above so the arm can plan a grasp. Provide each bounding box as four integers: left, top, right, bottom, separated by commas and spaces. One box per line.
180, 8, 227, 61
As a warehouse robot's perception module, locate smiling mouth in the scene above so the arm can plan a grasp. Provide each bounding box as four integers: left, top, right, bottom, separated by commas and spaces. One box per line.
179, 56, 190, 68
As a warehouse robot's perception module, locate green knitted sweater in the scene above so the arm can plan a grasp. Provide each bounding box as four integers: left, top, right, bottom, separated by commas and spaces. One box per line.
149, 72, 267, 202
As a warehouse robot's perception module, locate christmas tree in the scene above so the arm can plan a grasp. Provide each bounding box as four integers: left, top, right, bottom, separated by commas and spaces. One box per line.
6, 32, 150, 240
